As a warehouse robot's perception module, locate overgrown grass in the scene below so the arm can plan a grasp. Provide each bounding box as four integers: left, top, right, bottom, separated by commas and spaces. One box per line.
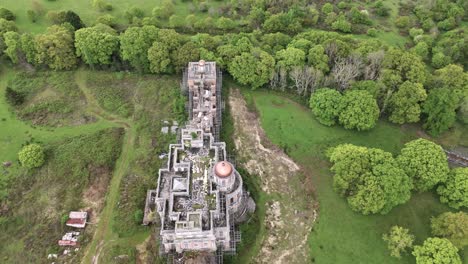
6, 71, 92, 126
246, 90, 466, 263
0, 127, 124, 263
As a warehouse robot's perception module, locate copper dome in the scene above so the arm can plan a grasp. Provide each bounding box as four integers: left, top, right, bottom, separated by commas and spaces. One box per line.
214, 161, 233, 178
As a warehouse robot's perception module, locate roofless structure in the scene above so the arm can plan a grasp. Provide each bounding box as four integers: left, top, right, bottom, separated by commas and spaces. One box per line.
144, 61, 255, 263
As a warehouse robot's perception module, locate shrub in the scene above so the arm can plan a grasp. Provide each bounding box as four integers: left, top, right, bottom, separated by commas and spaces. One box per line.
322, 3, 334, 14
18, 144, 46, 169
5, 86, 25, 105
0, 7, 15, 21
374, 1, 390, 17
27, 10, 38, 23
93, 0, 113, 12
332, 16, 352, 33
367, 28, 378, 37
395, 16, 411, 29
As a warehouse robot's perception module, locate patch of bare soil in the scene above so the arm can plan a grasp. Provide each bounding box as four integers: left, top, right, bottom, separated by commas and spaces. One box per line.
82, 166, 112, 224
229, 89, 317, 264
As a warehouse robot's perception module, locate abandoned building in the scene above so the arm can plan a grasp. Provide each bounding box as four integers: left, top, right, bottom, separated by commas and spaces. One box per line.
144, 61, 255, 263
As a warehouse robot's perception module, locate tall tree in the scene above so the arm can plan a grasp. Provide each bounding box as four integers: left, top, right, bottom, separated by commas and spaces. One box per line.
3, 31, 21, 64
431, 211, 468, 249
338, 90, 379, 130
171, 41, 200, 72
148, 41, 172, 74
229, 48, 275, 89
309, 88, 342, 126
412, 238, 461, 264
382, 226, 415, 258
275, 47, 306, 71
388, 81, 427, 124
328, 144, 412, 214
381, 48, 427, 89
397, 138, 449, 192
437, 168, 468, 209
75, 24, 119, 66
120, 25, 158, 72
35, 25, 77, 70
307, 45, 329, 73
422, 88, 460, 136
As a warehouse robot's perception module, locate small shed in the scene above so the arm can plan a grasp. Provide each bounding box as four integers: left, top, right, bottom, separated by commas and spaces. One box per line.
66, 211, 87, 228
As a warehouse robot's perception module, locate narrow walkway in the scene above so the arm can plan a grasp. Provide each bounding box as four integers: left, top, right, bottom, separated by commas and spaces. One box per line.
75, 69, 136, 264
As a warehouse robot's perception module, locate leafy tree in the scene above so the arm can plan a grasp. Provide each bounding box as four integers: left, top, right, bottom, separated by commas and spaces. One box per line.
157, 29, 181, 51
459, 97, 468, 124
56, 11, 85, 30
349, 7, 371, 25
382, 48, 427, 88
422, 88, 460, 136
309, 88, 342, 126
388, 82, 427, 124
152, 0, 174, 19
437, 168, 468, 209
412, 238, 461, 264
432, 52, 451, 69
0, 18, 17, 39
411, 42, 429, 59
328, 144, 412, 214
3, 31, 21, 64
275, 47, 305, 71
431, 64, 468, 92
171, 41, 200, 72
229, 48, 275, 90
18, 144, 45, 169
307, 45, 329, 73
397, 138, 449, 192
431, 211, 468, 249
216, 17, 236, 31
92, 0, 113, 12
338, 90, 380, 131
382, 226, 415, 258
0, 7, 15, 21
321, 3, 334, 14
120, 25, 158, 72
35, 25, 77, 70
148, 41, 172, 74
75, 24, 119, 66
96, 14, 117, 27
125, 6, 145, 23
332, 15, 352, 33
20, 33, 36, 64
350, 80, 380, 98
247, 7, 266, 29
374, 1, 390, 17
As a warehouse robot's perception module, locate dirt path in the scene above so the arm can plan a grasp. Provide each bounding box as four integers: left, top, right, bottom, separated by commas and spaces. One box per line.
75, 70, 137, 264
229, 89, 317, 264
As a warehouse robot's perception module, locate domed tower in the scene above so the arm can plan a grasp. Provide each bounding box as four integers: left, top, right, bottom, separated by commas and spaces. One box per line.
213, 161, 235, 192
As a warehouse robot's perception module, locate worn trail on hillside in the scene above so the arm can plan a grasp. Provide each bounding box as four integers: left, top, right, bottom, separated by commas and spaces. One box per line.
75, 70, 136, 264
229, 89, 317, 264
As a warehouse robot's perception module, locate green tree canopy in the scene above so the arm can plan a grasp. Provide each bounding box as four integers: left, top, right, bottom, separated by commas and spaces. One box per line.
437, 168, 468, 209
0, 18, 17, 39
171, 41, 200, 72
431, 211, 468, 249
328, 144, 412, 214
75, 24, 119, 66
18, 144, 45, 169
35, 25, 77, 70
397, 138, 449, 192
422, 88, 460, 136
382, 225, 415, 258
120, 25, 158, 72
229, 48, 275, 90
3, 31, 21, 64
275, 47, 306, 71
309, 88, 342, 126
307, 45, 329, 73
148, 41, 172, 74
412, 237, 461, 264
382, 48, 427, 88
431, 64, 468, 92
388, 81, 427, 124
338, 90, 380, 131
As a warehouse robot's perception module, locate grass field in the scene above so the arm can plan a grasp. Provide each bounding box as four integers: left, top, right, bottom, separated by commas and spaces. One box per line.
1, 0, 224, 33
245, 89, 467, 263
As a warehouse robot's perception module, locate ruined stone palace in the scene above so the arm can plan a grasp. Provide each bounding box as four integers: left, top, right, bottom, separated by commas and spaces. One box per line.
144, 61, 255, 262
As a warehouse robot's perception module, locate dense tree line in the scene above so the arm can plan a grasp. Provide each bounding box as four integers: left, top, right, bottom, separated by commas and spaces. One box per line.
0, 1, 467, 135
328, 138, 466, 215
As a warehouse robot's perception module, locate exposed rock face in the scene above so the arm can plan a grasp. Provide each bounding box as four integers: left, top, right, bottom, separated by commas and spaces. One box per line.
229, 89, 317, 264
